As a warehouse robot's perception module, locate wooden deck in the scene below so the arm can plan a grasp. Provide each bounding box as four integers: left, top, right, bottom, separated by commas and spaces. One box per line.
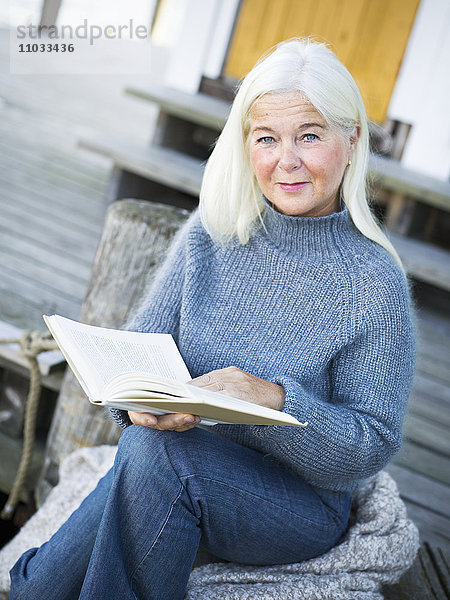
0, 26, 449, 563
387, 300, 450, 552
0, 26, 156, 331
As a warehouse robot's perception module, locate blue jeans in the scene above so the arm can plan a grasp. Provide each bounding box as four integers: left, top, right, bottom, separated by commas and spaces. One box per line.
10, 425, 351, 600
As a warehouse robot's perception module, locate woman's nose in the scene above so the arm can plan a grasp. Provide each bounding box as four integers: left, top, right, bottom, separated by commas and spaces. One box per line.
278, 143, 302, 171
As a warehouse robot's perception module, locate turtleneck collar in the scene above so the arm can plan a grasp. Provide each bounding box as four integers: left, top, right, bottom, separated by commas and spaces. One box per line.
260, 199, 364, 259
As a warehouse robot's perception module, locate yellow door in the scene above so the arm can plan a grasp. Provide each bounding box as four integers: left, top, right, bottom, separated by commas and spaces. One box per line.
225, 0, 421, 123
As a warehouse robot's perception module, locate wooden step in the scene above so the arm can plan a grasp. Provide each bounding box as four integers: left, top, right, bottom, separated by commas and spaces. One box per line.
79, 138, 204, 197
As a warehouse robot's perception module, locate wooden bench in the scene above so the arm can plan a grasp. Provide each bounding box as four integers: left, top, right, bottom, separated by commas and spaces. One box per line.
78, 84, 226, 209
369, 154, 450, 213
79, 81, 450, 293
79, 135, 450, 293
126, 82, 230, 131
79, 136, 203, 209
388, 233, 450, 291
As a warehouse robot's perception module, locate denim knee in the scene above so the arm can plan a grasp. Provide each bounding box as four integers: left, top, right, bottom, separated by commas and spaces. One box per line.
115, 425, 204, 488
9, 548, 40, 600
114, 425, 186, 484
116, 425, 171, 464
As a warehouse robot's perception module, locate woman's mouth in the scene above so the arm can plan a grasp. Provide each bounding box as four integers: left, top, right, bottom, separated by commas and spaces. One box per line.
278, 182, 309, 192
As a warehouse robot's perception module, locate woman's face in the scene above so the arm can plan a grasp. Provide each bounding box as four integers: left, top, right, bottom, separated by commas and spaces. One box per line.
248, 92, 358, 217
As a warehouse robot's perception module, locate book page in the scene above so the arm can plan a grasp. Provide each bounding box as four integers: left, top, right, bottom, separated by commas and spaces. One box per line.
44, 315, 191, 399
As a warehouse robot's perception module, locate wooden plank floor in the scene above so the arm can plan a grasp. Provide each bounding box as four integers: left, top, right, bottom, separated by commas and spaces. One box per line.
0, 27, 449, 557
0, 26, 157, 330
388, 300, 450, 552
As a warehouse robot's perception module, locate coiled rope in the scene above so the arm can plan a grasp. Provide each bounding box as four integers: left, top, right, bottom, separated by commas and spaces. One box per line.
0, 331, 58, 519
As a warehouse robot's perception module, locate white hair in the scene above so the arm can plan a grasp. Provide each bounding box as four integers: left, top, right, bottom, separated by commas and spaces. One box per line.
199, 37, 402, 268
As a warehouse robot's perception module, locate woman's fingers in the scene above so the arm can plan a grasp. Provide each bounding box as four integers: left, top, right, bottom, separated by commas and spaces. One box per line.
156, 413, 201, 430
128, 411, 201, 431
128, 411, 158, 427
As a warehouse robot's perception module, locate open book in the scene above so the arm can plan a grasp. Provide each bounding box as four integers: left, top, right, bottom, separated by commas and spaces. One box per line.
43, 315, 307, 427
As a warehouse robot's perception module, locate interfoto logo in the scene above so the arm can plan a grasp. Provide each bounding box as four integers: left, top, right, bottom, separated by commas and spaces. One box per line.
16, 19, 150, 45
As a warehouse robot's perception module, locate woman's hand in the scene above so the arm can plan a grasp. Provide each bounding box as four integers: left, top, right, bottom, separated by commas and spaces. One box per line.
189, 366, 285, 411
128, 411, 201, 432
128, 367, 285, 430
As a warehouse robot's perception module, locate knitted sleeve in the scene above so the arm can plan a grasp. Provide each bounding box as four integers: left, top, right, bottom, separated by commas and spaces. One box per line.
251, 264, 416, 491
109, 212, 196, 429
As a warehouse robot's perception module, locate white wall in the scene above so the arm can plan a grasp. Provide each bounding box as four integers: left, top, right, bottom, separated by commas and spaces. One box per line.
151, 0, 240, 93
388, 0, 450, 181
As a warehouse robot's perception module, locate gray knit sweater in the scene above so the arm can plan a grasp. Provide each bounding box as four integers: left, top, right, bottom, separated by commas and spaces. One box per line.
111, 204, 415, 493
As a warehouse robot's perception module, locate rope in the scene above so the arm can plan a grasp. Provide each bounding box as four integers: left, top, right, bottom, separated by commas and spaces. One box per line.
0, 331, 58, 519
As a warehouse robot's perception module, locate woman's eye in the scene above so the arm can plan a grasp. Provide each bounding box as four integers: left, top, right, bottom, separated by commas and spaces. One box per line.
258, 136, 275, 144
303, 133, 319, 142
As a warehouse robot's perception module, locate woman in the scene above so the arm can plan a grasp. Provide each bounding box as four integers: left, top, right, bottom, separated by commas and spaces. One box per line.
10, 38, 415, 600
